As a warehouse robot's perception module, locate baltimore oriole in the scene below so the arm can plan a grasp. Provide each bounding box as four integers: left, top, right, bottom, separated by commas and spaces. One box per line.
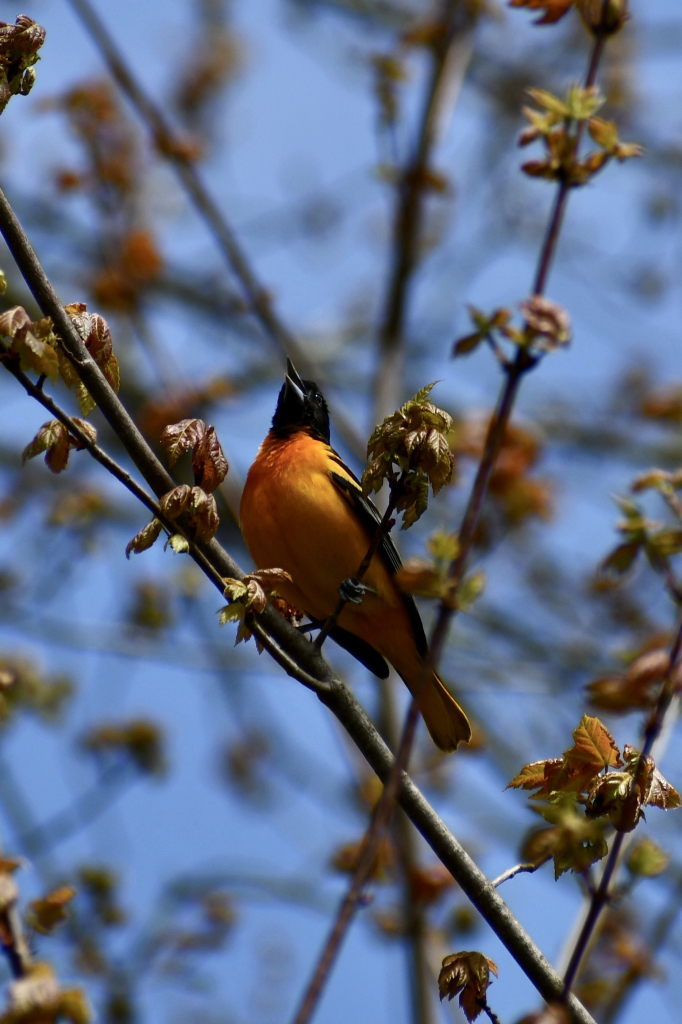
239, 360, 471, 752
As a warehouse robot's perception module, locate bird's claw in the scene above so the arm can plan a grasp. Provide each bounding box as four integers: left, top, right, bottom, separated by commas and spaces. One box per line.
338, 577, 375, 605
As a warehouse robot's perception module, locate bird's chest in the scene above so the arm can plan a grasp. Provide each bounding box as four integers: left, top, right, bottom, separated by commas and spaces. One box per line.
241, 436, 362, 587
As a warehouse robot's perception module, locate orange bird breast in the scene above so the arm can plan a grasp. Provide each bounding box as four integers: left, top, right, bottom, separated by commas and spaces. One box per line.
240, 431, 405, 637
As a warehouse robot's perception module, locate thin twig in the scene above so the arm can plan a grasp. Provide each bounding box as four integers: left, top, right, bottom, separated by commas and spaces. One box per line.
492, 862, 545, 888
63, 0, 365, 461
421, 0, 615, 712
481, 1003, 502, 1024
600, 869, 682, 1024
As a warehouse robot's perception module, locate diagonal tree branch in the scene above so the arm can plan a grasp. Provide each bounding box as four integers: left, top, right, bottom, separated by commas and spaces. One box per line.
0, 179, 598, 1024
63, 0, 366, 461
374, 0, 476, 423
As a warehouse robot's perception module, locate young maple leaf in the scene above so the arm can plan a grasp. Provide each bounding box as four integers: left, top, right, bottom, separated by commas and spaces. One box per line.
22, 419, 97, 475
64, 303, 120, 412
438, 951, 498, 1022
626, 837, 670, 878
587, 648, 670, 713
509, 0, 574, 25
219, 569, 293, 645
508, 715, 622, 799
160, 418, 207, 465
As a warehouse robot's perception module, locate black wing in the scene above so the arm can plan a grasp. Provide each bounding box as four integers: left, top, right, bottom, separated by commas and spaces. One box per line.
329, 455, 428, 657
309, 621, 389, 678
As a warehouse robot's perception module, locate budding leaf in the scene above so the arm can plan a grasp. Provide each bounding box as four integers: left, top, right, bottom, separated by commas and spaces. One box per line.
126, 518, 164, 558
22, 420, 71, 474
524, 796, 609, 878
438, 951, 498, 1022
0, 16, 46, 115
219, 569, 293, 646
192, 425, 228, 492
362, 383, 455, 529
160, 418, 207, 466
167, 534, 190, 554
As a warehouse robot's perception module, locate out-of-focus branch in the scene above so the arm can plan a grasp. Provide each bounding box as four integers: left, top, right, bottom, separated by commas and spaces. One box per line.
374, 0, 475, 423
382, 677, 437, 1024
421, 0, 615, 727
0, 868, 31, 979
63, 0, 366, 461
290, 695, 422, 1024
600, 869, 682, 1024
0, 181, 597, 1024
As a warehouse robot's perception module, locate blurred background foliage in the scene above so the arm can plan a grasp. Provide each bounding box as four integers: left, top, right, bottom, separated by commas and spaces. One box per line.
0, 0, 681, 1022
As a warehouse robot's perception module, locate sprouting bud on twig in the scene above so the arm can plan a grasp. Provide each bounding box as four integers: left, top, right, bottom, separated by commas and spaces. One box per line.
362, 383, 455, 529
438, 950, 498, 1022
219, 569, 293, 646
0, 16, 46, 116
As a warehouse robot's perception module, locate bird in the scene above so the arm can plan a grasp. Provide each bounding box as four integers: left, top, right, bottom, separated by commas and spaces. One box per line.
239, 359, 472, 752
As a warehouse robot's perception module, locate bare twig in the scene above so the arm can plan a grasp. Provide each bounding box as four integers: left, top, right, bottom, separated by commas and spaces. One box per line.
0, 181, 597, 1024
492, 862, 546, 888
63, 0, 365, 461
421, 0, 615, 721
600, 869, 682, 1024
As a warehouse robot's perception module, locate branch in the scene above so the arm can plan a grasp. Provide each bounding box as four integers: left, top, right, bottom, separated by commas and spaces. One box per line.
63, 0, 366, 462
492, 862, 546, 888
600, 869, 682, 1024
0, 181, 597, 1024
422, 0, 615, 710
322, 677, 597, 1024
374, 0, 475, 422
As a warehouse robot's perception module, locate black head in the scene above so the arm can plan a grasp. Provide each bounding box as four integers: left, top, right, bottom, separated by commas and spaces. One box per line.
271, 358, 331, 443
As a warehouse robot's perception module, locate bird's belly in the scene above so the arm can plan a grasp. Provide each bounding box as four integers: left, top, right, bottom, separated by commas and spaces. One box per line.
241, 467, 390, 621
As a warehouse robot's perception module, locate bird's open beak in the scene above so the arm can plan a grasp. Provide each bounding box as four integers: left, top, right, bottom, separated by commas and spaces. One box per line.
286, 357, 305, 389
284, 357, 305, 406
